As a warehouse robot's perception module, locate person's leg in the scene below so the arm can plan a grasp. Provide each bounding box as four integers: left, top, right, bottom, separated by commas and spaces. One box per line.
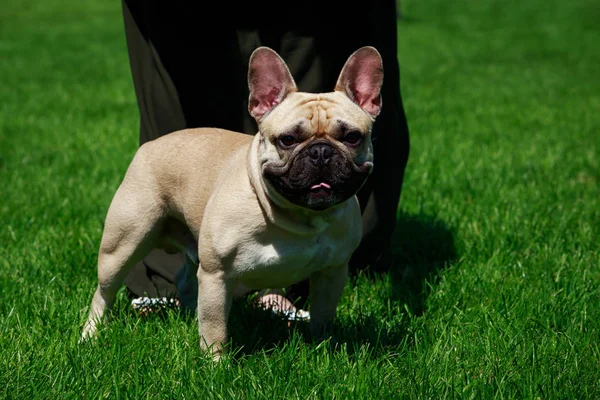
347, 0, 411, 273
121, 0, 186, 298
121, 1, 249, 298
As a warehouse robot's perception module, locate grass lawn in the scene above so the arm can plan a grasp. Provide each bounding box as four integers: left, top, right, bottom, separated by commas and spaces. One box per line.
1, 0, 598, 398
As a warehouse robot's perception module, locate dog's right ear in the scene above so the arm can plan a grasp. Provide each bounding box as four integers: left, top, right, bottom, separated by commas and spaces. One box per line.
248, 47, 298, 122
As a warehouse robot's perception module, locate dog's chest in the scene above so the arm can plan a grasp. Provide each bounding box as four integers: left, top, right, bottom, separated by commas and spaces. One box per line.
229, 232, 343, 288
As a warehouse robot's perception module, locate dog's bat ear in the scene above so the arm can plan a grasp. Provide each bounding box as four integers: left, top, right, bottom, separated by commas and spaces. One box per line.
335, 46, 384, 117
248, 47, 298, 122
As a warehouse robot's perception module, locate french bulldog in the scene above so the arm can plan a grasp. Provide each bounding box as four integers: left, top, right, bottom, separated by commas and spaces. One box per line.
81, 46, 384, 359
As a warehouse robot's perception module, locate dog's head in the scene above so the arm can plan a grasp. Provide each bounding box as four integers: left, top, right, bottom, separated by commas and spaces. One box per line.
248, 46, 383, 211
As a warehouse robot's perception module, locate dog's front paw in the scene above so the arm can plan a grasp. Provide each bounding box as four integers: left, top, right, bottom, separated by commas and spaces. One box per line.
79, 318, 100, 344
200, 339, 227, 362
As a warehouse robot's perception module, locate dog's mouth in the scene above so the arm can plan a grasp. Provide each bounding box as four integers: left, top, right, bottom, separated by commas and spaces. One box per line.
310, 182, 332, 192
262, 144, 373, 211
264, 162, 371, 211
308, 182, 333, 201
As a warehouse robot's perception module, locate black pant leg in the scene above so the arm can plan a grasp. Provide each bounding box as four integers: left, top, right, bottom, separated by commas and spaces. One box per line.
121, 1, 251, 297
121, 0, 186, 297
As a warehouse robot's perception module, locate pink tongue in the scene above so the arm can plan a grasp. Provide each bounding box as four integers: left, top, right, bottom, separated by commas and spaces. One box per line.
311, 182, 331, 190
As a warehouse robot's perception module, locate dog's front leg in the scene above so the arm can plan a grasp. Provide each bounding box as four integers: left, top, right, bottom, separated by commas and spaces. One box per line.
196, 266, 232, 360
309, 263, 348, 339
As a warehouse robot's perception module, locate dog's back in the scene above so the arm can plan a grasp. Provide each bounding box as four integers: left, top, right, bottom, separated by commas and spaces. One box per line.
128, 128, 254, 226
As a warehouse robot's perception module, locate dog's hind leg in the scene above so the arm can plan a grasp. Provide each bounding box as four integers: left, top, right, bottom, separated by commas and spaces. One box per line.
81, 182, 166, 341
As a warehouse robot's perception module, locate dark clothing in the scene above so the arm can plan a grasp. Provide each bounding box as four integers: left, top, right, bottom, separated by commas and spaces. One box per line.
121, 0, 410, 299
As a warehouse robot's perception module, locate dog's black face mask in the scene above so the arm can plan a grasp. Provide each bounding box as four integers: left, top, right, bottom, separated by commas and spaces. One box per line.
263, 139, 372, 211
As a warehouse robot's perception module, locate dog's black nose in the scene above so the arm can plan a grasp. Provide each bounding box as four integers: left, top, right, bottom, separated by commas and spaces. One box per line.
308, 143, 333, 165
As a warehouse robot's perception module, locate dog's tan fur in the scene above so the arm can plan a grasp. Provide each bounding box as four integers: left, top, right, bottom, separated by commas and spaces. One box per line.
82, 46, 384, 358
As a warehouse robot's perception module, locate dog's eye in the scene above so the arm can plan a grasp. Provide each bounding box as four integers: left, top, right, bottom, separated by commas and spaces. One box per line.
278, 135, 297, 147
343, 131, 362, 145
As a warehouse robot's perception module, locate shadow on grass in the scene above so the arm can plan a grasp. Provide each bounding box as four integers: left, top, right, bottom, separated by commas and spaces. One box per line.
329, 211, 458, 354
387, 211, 458, 316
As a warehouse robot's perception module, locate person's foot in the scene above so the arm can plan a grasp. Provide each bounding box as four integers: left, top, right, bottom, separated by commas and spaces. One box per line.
131, 296, 181, 316
255, 291, 310, 321
130, 291, 310, 321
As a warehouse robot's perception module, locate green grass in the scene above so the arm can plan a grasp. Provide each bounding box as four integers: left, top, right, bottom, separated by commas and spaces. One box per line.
1, 0, 599, 398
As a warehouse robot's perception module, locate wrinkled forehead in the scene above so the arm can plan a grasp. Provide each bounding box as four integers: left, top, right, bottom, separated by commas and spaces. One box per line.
262, 92, 373, 136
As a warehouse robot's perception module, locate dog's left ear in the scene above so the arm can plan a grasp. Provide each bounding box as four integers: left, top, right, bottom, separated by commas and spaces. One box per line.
335, 46, 384, 117
248, 47, 298, 122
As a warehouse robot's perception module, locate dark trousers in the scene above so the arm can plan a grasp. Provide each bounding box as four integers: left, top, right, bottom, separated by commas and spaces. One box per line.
121, 0, 410, 299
